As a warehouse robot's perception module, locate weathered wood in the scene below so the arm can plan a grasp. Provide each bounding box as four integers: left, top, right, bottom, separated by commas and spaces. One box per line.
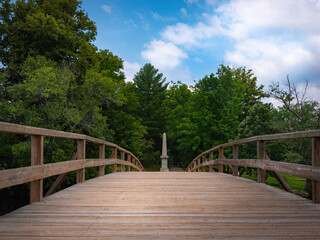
0, 158, 142, 190
201, 159, 320, 181
271, 171, 294, 193
120, 152, 125, 172
76, 140, 86, 183
98, 144, 105, 176
209, 152, 214, 172
132, 157, 136, 172
127, 154, 131, 172
44, 152, 78, 197
1, 172, 320, 239
218, 148, 225, 173
30, 135, 44, 203
111, 147, 117, 173
202, 154, 206, 172
257, 140, 266, 183
312, 137, 320, 204
197, 129, 320, 158
233, 145, 239, 177
264, 154, 293, 193
0, 122, 142, 161
85, 159, 140, 171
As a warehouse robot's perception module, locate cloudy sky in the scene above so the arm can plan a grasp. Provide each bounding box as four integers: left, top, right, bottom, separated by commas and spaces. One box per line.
82, 0, 320, 104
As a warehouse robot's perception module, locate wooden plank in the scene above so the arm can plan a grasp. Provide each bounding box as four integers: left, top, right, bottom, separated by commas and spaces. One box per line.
312, 137, 320, 204
202, 154, 206, 172
76, 140, 86, 183
202, 159, 320, 181
111, 147, 117, 173
30, 135, 44, 203
0, 122, 142, 158
209, 152, 214, 172
98, 144, 105, 177
120, 152, 125, 172
218, 148, 225, 173
233, 145, 239, 177
45, 152, 78, 197
257, 140, 266, 183
127, 154, 131, 172
265, 154, 293, 193
189, 130, 320, 165
1, 172, 320, 239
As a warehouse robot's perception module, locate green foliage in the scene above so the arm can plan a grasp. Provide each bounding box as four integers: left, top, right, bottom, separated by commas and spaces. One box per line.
133, 63, 169, 165
0, 0, 97, 83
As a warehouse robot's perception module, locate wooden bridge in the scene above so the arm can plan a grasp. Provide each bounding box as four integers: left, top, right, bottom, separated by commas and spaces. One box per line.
0, 122, 320, 239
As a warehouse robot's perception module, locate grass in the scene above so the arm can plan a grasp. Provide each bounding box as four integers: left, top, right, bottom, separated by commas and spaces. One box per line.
242, 173, 306, 191
144, 164, 161, 172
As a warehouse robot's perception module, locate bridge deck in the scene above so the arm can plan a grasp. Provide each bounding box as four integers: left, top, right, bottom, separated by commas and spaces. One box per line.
1, 172, 320, 239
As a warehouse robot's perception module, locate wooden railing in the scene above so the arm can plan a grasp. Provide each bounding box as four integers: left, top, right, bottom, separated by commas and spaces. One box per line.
186, 130, 320, 204
0, 122, 144, 203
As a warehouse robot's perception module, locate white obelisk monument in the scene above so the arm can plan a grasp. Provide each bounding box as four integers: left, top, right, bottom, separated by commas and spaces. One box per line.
160, 133, 169, 172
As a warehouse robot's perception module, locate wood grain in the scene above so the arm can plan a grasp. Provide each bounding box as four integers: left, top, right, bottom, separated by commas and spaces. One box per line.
1, 172, 320, 239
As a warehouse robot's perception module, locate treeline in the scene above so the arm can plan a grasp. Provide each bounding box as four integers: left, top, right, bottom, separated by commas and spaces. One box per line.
1, 0, 320, 174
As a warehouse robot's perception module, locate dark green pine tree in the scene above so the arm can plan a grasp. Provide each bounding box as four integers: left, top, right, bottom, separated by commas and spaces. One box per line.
133, 63, 169, 162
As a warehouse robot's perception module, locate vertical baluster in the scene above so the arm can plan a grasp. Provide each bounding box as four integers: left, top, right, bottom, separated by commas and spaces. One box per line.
209, 151, 213, 172
98, 144, 105, 177
257, 140, 266, 183
233, 145, 239, 177
111, 147, 117, 173
76, 139, 86, 183
312, 137, 320, 204
30, 135, 44, 203
218, 147, 225, 173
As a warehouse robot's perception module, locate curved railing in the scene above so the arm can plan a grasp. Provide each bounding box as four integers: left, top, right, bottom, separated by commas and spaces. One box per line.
186, 130, 320, 204
0, 122, 144, 203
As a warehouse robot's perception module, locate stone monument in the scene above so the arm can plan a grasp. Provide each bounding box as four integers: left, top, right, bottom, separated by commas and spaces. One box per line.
160, 133, 169, 172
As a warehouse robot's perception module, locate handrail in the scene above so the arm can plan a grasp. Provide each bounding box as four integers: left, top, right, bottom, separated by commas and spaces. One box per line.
186, 130, 320, 204
0, 121, 144, 203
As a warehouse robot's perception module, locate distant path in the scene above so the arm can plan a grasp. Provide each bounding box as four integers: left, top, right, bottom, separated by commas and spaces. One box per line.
169, 166, 185, 172
1, 172, 320, 239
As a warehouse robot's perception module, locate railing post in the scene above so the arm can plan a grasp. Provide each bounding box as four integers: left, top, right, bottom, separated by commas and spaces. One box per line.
312, 137, 320, 204
127, 154, 131, 172
209, 151, 213, 172
30, 135, 44, 203
132, 157, 136, 172
218, 147, 225, 172
121, 152, 125, 172
98, 144, 105, 177
77, 139, 86, 183
233, 145, 239, 177
257, 140, 266, 183
202, 154, 206, 172
111, 147, 117, 173
193, 161, 196, 172
197, 158, 201, 172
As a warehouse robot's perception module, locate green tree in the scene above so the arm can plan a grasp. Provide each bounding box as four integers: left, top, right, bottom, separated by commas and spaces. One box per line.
133, 63, 169, 164
269, 78, 320, 193
0, 0, 97, 83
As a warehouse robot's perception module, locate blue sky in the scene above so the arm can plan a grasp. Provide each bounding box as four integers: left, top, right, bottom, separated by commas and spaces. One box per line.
81, 0, 320, 105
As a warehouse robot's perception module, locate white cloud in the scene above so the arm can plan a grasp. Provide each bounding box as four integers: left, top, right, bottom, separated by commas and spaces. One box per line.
216, 0, 320, 39
184, 0, 199, 3
152, 12, 176, 22
224, 39, 314, 86
161, 19, 223, 46
180, 8, 187, 17
123, 61, 141, 82
101, 5, 112, 14
141, 40, 188, 69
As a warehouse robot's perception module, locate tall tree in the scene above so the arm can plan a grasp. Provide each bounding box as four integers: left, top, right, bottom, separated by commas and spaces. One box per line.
0, 0, 97, 83
133, 63, 169, 164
